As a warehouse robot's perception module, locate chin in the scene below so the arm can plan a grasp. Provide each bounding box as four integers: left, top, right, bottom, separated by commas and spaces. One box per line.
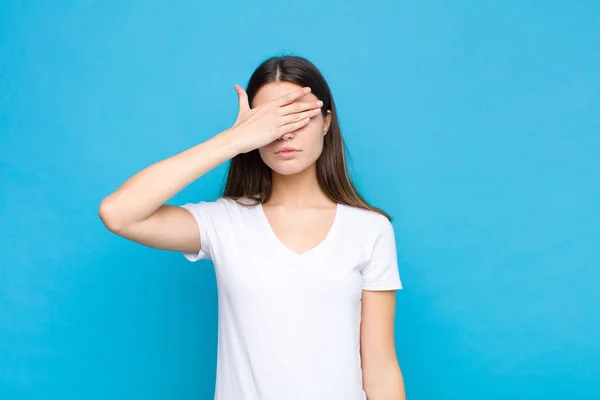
267, 160, 309, 176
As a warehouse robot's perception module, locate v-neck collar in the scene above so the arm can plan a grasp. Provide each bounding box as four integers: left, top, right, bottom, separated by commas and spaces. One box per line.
257, 202, 342, 259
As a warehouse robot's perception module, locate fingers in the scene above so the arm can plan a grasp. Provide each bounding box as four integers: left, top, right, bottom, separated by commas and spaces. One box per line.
278, 116, 311, 135
275, 86, 312, 107
279, 100, 323, 116
234, 84, 250, 113
279, 107, 322, 125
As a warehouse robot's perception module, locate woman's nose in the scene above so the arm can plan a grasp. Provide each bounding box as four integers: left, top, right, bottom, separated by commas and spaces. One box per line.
279, 132, 295, 141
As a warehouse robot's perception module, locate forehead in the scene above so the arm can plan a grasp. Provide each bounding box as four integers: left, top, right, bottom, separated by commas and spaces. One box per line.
252, 81, 318, 107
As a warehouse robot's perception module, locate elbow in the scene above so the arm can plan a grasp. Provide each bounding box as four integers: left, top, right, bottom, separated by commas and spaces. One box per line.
364, 383, 406, 400
363, 366, 406, 400
98, 197, 124, 233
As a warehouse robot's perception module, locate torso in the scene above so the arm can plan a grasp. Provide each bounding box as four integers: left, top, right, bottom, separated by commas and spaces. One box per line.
179, 197, 402, 400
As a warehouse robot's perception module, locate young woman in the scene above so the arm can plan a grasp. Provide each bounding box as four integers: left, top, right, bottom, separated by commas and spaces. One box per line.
99, 56, 406, 400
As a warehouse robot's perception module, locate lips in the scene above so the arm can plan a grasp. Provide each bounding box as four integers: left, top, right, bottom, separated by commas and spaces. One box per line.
276, 147, 299, 154
275, 147, 300, 159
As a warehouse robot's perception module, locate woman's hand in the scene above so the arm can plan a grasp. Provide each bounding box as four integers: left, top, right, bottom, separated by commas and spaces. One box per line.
223, 84, 323, 154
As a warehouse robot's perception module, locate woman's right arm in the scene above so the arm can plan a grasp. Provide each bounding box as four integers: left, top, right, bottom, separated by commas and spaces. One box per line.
98, 84, 321, 253
98, 132, 240, 253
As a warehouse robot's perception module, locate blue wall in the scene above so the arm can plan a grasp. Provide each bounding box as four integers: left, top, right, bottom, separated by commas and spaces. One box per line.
1, 1, 598, 399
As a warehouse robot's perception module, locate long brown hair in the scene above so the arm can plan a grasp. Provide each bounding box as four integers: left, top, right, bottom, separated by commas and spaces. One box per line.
222, 55, 391, 220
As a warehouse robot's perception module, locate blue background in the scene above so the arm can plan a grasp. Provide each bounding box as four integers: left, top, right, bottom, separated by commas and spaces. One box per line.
1, 1, 599, 399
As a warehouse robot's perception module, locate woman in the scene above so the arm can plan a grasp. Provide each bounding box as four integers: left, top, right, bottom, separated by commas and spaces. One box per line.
99, 55, 406, 400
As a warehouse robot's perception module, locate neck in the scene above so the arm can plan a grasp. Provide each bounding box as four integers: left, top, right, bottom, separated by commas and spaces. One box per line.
268, 164, 332, 208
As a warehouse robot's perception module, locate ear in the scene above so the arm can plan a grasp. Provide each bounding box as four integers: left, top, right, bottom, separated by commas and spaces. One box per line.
323, 110, 332, 136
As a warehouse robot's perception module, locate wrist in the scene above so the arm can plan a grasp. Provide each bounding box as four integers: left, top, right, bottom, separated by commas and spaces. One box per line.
212, 128, 245, 158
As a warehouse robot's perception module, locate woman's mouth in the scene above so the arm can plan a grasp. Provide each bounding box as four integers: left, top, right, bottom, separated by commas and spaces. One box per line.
276, 149, 300, 159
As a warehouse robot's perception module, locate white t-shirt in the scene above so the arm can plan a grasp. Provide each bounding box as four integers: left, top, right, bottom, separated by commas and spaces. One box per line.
180, 197, 402, 400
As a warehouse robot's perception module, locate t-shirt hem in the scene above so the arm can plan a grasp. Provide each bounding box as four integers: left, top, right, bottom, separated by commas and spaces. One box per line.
362, 282, 403, 291
179, 204, 212, 262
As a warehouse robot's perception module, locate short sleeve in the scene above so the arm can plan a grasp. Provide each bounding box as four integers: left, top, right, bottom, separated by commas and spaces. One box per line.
361, 217, 403, 291
179, 201, 218, 262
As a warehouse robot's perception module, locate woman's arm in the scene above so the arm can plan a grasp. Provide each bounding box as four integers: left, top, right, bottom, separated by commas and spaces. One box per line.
98, 84, 321, 252
360, 290, 406, 400
98, 133, 239, 252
